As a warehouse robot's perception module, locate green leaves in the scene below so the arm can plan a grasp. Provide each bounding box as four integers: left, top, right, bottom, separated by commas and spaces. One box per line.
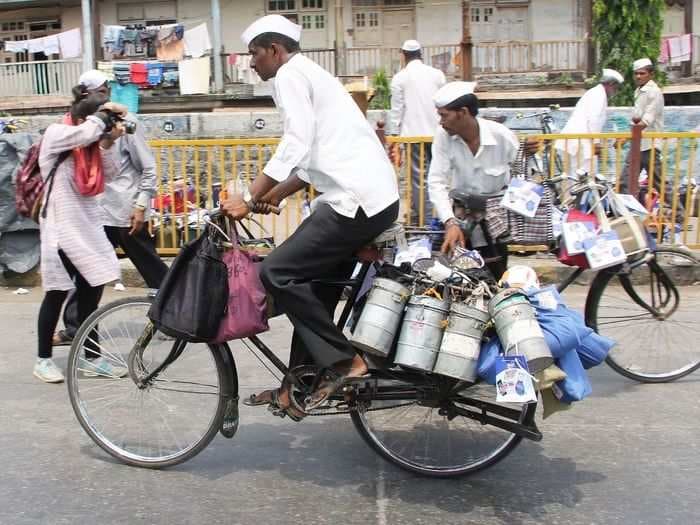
370, 69, 391, 110
592, 0, 666, 105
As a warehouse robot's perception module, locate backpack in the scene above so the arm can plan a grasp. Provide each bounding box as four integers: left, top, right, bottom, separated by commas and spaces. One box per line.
15, 141, 70, 222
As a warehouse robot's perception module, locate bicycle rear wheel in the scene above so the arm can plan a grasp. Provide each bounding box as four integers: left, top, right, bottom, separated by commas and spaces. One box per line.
67, 296, 228, 468
586, 247, 700, 382
350, 376, 535, 478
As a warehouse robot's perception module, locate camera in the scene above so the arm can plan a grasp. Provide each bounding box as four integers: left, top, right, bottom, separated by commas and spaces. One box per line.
104, 111, 137, 134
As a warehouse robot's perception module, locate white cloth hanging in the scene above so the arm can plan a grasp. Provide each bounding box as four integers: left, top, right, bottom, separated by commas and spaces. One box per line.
183, 23, 212, 58
42, 35, 60, 55
58, 28, 82, 59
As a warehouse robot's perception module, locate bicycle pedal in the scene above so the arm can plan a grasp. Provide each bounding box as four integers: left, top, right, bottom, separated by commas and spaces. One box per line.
220, 396, 239, 439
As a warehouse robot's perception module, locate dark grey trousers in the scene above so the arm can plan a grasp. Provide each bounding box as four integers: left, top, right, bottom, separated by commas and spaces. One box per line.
260, 201, 399, 369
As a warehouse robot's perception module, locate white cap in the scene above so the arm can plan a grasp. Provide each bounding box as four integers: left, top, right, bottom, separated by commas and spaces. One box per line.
633, 58, 653, 71
433, 81, 477, 108
401, 39, 421, 52
78, 69, 109, 90
241, 15, 302, 47
601, 68, 624, 84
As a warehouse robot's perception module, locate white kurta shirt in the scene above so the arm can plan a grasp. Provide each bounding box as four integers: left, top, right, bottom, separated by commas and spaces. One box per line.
428, 117, 519, 223
555, 83, 608, 159
264, 54, 399, 219
389, 59, 446, 137
634, 79, 664, 151
39, 117, 121, 291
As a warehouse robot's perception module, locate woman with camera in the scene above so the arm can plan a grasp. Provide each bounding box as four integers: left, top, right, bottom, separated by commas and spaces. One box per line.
33, 89, 127, 383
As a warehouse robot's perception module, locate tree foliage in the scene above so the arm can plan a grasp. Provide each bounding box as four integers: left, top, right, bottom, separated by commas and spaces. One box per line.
369, 69, 391, 110
592, 0, 666, 105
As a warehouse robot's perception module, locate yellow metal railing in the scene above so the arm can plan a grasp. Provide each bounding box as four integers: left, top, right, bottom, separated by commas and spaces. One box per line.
148, 131, 700, 254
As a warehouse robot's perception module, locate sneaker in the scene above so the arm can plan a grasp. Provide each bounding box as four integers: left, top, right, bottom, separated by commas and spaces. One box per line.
82, 357, 128, 378
33, 358, 65, 383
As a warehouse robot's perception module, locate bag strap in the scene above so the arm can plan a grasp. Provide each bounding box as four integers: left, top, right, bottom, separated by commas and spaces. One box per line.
41, 150, 71, 219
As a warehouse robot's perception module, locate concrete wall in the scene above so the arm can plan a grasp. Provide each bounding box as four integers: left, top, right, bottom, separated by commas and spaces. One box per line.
61, 6, 82, 30
415, 1, 462, 47
11, 106, 700, 141
530, 0, 580, 41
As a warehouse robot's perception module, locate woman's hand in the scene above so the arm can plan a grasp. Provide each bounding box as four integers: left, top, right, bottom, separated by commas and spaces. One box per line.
99, 102, 128, 118
221, 193, 250, 220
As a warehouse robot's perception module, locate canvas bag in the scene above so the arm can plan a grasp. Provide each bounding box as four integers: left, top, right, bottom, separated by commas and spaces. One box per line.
148, 225, 229, 342
213, 220, 269, 342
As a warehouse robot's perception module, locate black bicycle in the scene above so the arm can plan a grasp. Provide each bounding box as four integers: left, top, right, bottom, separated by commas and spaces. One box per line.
66, 222, 541, 478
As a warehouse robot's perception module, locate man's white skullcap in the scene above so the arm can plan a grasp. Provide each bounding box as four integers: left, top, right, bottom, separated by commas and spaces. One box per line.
433, 81, 477, 108
633, 58, 653, 71
79, 69, 109, 90
241, 15, 302, 47
401, 39, 421, 52
601, 68, 624, 84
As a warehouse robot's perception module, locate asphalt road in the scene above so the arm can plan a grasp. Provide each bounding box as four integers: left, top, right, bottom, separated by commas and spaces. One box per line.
1, 285, 698, 525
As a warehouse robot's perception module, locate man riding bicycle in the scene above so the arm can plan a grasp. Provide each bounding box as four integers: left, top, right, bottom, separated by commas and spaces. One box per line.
428, 81, 520, 279
221, 15, 399, 419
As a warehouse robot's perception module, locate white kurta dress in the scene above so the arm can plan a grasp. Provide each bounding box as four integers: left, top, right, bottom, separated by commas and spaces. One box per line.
38, 116, 121, 291
554, 83, 609, 176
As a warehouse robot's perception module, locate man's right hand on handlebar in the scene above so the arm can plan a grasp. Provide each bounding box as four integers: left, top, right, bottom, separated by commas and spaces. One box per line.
441, 219, 466, 255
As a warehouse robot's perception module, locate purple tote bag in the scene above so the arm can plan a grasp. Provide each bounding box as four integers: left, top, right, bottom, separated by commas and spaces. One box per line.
214, 225, 269, 342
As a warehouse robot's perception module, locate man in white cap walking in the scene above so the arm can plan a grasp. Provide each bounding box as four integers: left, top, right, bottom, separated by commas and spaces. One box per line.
619, 58, 666, 196
222, 15, 399, 418
555, 68, 623, 181
428, 81, 519, 278
389, 39, 446, 225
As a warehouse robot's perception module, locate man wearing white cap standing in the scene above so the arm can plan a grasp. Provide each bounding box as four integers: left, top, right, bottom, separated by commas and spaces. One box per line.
389, 39, 446, 225
222, 15, 399, 417
619, 58, 665, 196
428, 81, 519, 278
554, 68, 623, 180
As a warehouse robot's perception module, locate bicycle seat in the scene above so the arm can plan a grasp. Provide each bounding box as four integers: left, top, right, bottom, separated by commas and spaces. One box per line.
356, 223, 405, 263
448, 190, 489, 213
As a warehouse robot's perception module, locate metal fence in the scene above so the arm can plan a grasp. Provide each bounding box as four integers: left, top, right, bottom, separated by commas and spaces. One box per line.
0, 59, 81, 97
147, 131, 700, 255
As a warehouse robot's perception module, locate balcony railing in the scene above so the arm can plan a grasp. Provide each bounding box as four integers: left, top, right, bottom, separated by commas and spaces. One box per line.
0, 59, 81, 97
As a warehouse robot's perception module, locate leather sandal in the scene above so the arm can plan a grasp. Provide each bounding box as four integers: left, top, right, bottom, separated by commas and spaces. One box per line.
305, 367, 365, 411
243, 389, 278, 407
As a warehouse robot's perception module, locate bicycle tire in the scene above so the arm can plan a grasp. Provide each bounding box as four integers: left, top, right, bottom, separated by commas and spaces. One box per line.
67, 296, 228, 468
585, 247, 700, 383
350, 380, 531, 478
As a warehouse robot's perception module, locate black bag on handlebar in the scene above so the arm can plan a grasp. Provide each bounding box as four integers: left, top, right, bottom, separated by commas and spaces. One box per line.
148, 225, 229, 342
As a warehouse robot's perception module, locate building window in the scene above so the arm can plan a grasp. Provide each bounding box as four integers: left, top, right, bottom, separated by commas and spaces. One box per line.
302, 0, 324, 8
269, 0, 296, 10
369, 12, 379, 26
355, 12, 366, 27
471, 7, 480, 22
484, 7, 493, 22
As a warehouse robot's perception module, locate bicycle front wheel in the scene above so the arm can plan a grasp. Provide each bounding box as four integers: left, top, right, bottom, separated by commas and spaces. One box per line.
586, 247, 700, 382
351, 378, 533, 478
67, 296, 228, 468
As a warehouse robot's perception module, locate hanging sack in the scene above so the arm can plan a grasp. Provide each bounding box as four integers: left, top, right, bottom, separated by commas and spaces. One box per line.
485, 186, 554, 245
214, 220, 269, 342
148, 225, 228, 342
